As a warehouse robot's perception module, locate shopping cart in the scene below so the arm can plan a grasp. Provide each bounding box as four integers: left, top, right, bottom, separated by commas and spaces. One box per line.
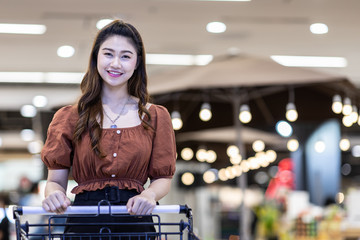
13, 201, 199, 240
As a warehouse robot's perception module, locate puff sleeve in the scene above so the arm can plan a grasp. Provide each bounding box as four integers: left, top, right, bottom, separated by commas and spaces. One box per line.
41, 105, 78, 169
148, 105, 176, 180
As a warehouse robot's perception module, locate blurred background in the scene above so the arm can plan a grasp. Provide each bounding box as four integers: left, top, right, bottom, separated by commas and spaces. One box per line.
1, 0, 360, 239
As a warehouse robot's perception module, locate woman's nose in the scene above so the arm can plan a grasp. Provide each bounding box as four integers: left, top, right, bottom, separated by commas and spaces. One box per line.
111, 57, 121, 68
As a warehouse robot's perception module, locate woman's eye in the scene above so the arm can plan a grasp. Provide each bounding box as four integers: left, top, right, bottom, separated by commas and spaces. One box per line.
104, 52, 113, 57
122, 55, 130, 59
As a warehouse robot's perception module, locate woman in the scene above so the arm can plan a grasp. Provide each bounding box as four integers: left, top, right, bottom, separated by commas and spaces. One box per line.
41, 20, 176, 238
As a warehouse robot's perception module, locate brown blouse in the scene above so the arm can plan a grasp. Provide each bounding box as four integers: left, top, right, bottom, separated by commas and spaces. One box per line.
41, 104, 176, 194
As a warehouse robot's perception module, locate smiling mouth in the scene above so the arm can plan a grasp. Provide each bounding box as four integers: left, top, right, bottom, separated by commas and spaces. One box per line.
107, 70, 123, 77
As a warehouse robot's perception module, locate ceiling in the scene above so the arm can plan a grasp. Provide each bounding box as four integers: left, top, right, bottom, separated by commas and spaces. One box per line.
1, 0, 360, 154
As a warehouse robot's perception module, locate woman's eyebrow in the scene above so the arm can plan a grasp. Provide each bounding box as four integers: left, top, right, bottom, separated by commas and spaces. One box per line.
101, 47, 134, 54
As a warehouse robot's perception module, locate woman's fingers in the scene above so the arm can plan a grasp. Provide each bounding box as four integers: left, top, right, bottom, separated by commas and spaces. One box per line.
126, 196, 155, 215
42, 191, 70, 214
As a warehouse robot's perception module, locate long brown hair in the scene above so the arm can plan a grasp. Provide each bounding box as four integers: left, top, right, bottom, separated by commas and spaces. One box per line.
73, 20, 152, 157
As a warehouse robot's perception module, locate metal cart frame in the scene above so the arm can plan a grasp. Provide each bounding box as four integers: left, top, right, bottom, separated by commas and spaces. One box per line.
13, 202, 198, 240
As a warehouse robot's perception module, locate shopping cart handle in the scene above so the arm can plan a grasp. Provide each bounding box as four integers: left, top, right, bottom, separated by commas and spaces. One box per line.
14, 204, 190, 216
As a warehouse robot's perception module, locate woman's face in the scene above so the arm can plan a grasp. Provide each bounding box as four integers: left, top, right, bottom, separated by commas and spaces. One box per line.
97, 35, 138, 89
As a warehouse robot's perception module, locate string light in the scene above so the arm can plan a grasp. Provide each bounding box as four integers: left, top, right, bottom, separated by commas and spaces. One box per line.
287, 139, 299, 152
206, 150, 217, 163
203, 169, 218, 184
252, 140, 265, 152
343, 115, 353, 127
196, 147, 207, 162
339, 138, 350, 151
227, 145, 239, 158
199, 102, 212, 121
180, 148, 194, 161
181, 172, 195, 185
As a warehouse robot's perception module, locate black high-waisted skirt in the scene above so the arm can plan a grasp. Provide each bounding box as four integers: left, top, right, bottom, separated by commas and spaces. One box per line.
63, 186, 156, 240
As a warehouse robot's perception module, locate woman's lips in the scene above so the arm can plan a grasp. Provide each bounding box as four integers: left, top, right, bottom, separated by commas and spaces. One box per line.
107, 70, 123, 78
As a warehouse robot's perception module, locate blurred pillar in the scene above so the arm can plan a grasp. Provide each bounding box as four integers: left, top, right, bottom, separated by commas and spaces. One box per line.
232, 92, 250, 240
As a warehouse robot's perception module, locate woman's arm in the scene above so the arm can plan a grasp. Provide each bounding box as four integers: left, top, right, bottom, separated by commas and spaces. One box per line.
42, 169, 71, 214
126, 178, 172, 215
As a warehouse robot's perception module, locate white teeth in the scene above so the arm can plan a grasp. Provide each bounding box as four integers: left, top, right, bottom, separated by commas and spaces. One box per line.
109, 71, 120, 75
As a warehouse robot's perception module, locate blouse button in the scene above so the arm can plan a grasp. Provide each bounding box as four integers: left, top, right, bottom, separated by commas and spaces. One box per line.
116, 130, 121, 134
111, 174, 116, 178
113, 153, 117, 157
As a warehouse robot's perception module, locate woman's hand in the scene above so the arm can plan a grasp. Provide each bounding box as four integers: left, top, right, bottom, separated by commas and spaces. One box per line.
42, 190, 71, 214
42, 169, 70, 214
126, 192, 156, 215
126, 178, 172, 215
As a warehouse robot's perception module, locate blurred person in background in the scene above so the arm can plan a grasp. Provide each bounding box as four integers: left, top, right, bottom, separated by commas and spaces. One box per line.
0, 193, 10, 240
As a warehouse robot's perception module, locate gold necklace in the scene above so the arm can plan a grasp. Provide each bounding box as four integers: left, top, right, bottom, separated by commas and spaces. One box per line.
103, 96, 130, 128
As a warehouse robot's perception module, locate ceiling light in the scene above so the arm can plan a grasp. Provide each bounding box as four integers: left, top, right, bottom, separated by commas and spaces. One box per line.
352, 145, 360, 157
171, 111, 183, 130
199, 102, 212, 121
57, 45, 75, 58
310, 23, 328, 34
342, 97, 352, 115
0, 72, 83, 84
0, 23, 46, 35
45, 72, 83, 84
32, 95, 48, 108
20, 105, 37, 118
271, 55, 347, 68
20, 129, 35, 142
146, 54, 213, 66
350, 106, 359, 123
314, 140, 326, 153
286, 102, 298, 122
0, 72, 44, 83
27, 141, 43, 154
331, 94, 343, 114
206, 21, 226, 33
275, 120, 292, 137
96, 19, 113, 30
239, 104, 252, 123
197, 0, 250, 1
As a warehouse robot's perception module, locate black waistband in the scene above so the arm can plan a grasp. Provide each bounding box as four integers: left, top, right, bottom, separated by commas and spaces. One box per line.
75, 186, 139, 205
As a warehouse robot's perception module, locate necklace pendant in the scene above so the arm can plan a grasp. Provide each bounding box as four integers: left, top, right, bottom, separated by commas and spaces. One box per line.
110, 124, 117, 128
